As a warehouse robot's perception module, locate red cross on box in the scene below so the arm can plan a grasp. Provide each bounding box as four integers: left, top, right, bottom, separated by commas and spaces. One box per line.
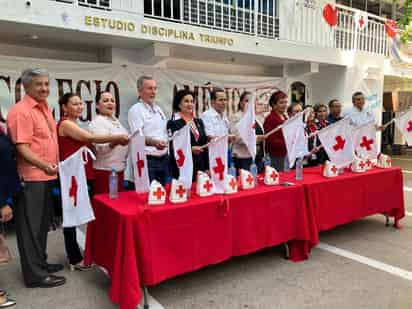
366, 159, 372, 167
175, 185, 186, 198
331, 165, 338, 175
359, 161, 366, 169
270, 171, 278, 182
153, 187, 165, 200
203, 180, 213, 192
229, 177, 237, 190
245, 174, 254, 186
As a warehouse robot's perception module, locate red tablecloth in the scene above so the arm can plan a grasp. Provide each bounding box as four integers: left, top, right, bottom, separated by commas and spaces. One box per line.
84, 182, 317, 309
281, 166, 405, 232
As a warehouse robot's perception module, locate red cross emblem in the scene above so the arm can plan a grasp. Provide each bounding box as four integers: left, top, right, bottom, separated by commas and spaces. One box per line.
366, 159, 372, 167
176, 149, 185, 167
245, 174, 254, 186
270, 171, 278, 182
213, 157, 225, 181
175, 185, 186, 198
359, 161, 366, 169
333, 136, 345, 151
360, 136, 374, 151
152, 187, 165, 200
407, 121, 412, 132
331, 165, 338, 175
136, 153, 145, 177
203, 180, 213, 192
69, 176, 78, 207
229, 177, 237, 190
359, 15, 365, 28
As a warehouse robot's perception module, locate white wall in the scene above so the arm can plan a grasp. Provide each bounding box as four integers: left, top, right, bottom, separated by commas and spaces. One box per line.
0, 42, 101, 62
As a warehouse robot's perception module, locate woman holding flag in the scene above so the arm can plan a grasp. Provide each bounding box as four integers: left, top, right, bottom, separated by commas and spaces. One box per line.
263, 91, 289, 172
305, 104, 329, 165
167, 89, 209, 180
230, 91, 265, 173
88, 91, 130, 195
57, 92, 128, 271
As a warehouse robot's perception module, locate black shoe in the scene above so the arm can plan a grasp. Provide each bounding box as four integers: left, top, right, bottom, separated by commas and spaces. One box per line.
27, 275, 66, 288
46, 263, 64, 273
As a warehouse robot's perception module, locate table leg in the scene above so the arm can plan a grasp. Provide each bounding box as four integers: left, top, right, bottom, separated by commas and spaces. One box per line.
143, 286, 149, 309
284, 243, 290, 260
385, 215, 390, 227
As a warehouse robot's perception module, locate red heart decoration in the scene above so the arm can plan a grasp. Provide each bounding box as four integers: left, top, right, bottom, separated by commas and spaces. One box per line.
323, 3, 338, 27
385, 19, 397, 38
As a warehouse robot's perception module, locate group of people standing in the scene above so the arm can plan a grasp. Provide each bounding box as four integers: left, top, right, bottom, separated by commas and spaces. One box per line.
0, 68, 373, 308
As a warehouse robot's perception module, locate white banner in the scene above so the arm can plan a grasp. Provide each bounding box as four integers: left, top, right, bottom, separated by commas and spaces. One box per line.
0, 55, 286, 128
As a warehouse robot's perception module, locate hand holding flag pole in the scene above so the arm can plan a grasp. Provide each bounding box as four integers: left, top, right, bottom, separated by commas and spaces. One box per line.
199, 134, 235, 150
264, 107, 312, 139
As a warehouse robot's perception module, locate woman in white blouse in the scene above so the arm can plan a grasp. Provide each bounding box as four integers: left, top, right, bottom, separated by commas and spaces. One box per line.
89, 91, 129, 194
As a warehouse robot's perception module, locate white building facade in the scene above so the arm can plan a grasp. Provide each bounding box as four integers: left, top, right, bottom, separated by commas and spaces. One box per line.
0, 0, 401, 130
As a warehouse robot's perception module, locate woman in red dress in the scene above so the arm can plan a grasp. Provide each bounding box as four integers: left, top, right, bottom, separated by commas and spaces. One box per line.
58, 93, 128, 271
263, 91, 289, 172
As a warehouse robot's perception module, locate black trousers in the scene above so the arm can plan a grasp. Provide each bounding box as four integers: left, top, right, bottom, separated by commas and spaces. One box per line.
63, 227, 83, 265
62, 180, 94, 265
15, 181, 54, 285
147, 156, 170, 185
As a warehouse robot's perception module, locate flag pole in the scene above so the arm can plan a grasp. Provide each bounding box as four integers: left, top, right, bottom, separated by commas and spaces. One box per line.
199, 134, 233, 150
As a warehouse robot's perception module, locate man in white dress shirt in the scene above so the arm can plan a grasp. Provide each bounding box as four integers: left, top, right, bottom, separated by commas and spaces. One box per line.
128, 76, 170, 185
347, 92, 383, 130
201, 88, 230, 139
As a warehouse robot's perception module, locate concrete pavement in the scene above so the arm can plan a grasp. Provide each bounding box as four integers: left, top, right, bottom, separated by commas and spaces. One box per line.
1, 156, 411, 309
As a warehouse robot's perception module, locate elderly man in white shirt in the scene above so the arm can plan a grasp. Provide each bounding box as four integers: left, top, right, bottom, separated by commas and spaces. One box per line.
347, 92, 383, 130
128, 76, 170, 185
201, 88, 230, 139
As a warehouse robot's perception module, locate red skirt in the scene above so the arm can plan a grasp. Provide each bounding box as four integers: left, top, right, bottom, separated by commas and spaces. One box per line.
93, 169, 124, 195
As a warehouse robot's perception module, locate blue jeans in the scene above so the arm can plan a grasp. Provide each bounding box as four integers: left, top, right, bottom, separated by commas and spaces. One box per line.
147, 156, 170, 185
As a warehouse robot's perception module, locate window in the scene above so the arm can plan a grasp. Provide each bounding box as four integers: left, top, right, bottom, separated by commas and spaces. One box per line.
352, 0, 366, 10
367, 0, 380, 15
78, 0, 111, 10
380, 0, 393, 18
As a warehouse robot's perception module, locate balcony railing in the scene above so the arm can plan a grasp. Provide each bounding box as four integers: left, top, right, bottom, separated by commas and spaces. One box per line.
334, 4, 388, 56
144, 0, 279, 39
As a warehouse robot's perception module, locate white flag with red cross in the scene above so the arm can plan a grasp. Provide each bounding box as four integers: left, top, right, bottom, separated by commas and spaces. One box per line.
317, 118, 355, 168
395, 109, 412, 146
236, 95, 256, 159
208, 136, 228, 194
59, 146, 95, 228
354, 10, 368, 31
282, 111, 308, 168
130, 130, 150, 193
352, 120, 377, 159
172, 124, 194, 190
